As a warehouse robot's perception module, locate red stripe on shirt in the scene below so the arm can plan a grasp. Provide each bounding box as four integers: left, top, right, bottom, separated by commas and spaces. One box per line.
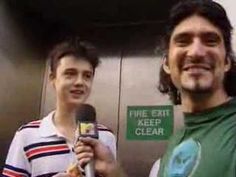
2, 169, 24, 177
26, 145, 69, 158
28, 121, 41, 125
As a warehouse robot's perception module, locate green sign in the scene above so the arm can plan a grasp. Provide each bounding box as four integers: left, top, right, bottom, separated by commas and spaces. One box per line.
126, 105, 173, 140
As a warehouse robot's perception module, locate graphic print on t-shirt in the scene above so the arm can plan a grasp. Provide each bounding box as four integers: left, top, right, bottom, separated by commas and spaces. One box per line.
165, 138, 201, 177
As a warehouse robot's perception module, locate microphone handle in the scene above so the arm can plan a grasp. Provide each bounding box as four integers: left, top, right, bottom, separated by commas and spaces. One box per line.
85, 160, 95, 177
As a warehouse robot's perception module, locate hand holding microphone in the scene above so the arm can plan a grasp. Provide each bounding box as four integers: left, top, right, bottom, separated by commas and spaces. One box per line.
75, 137, 117, 177
74, 104, 118, 177
75, 104, 98, 177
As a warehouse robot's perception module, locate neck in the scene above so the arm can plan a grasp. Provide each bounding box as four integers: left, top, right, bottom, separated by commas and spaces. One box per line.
181, 88, 230, 113
53, 102, 77, 143
54, 102, 77, 126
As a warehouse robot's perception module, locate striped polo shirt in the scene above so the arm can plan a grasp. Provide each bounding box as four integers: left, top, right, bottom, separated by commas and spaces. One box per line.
2, 111, 116, 177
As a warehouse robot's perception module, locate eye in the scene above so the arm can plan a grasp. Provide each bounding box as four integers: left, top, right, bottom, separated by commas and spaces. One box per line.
173, 34, 192, 47
64, 70, 77, 77
202, 33, 221, 47
66, 72, 75, 76
65, 72, 73, 75
83, 72, 93, 80
204, 37, 220, 46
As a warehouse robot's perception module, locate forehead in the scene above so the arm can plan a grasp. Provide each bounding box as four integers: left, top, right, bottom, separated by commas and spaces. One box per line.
57, 55, 93, 72
171, 15, 224, 39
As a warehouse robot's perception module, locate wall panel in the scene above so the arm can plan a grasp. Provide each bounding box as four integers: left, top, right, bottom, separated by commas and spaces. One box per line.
118, 56, 169, 177
0, 1, 45, 170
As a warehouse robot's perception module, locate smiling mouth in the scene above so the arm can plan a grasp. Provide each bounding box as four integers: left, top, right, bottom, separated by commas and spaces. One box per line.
182, 64, 211, 71
70, 90, 84, 95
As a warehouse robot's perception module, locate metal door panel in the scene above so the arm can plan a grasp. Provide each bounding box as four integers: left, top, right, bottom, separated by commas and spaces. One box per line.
0, 1, 45, 168
118, 55, 183, 177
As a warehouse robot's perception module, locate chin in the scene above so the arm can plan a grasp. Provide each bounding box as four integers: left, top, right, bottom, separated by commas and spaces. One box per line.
182, 78, 214, 92
182, 84, 213, 94
68, 99, 86, 106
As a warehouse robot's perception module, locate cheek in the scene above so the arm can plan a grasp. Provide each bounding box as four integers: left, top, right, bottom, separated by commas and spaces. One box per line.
86, 79, 93, 87
170, 73, 181, 89
85, 83, 92, 94
55, 80, 70, 93
168, 60, 182, 80
212, 53, 228, 75
168, 63, 185, 89
214, 66, 226, 83
168, 49, 184, 69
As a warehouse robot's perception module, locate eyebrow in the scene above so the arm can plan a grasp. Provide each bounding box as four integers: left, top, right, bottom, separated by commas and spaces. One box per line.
172, 31, 222, 41
201, 32, 221, 40
64, 68, 77, 72
64, 68, 93, 74
172, 32, 192, 41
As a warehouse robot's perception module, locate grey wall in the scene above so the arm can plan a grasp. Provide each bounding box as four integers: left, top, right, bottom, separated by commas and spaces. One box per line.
0, 1, 46, 171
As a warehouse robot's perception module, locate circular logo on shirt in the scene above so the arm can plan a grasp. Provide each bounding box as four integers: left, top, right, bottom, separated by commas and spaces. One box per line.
165, 138, 201, 177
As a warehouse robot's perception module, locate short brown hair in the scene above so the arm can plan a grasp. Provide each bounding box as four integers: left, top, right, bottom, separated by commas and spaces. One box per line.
48, 37, 100, 76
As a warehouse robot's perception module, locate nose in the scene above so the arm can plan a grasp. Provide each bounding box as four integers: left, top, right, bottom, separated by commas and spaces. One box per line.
187, 38, 206, 59
74, 74, 84, 86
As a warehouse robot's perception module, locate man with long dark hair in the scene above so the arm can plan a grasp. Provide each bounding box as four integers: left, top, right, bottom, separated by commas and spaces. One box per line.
71, 1, 236, 177
156, 0, 236, 176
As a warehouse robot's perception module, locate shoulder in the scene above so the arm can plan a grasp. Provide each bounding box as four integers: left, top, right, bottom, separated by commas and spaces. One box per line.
167, 129, 185, 148
97, 124, 114, 133
17, 112, 53, 133
17, 119, 42, 132
97, 124, 117, 157
12, 119, 43, 144
97, 123, 116, 141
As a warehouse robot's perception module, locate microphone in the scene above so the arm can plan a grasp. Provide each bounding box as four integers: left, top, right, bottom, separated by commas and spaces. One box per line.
76, 104, 99, 177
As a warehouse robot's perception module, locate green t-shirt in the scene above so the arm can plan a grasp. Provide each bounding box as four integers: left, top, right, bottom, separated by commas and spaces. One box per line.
158, 98, 236, 177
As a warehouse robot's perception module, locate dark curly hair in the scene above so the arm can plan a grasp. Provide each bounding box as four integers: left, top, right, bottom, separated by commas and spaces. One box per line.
158, 0, 236, 105
48, 36, 100, 77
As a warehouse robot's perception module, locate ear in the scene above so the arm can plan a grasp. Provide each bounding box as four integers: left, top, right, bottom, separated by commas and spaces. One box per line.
162, 56, 171, 74
224, 57, 231, 72
49, 72, 56, 88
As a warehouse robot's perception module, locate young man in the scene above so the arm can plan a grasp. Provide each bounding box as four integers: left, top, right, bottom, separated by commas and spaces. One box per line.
2, 37, 116, 177
75, 1, 236, 177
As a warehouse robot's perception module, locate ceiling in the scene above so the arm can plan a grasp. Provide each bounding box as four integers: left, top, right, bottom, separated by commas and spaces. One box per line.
7, 0, 176, 25
5, 0, 178, 53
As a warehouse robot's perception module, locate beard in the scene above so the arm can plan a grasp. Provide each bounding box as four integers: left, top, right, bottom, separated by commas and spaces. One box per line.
178, 57, 216, 94
180, 76, 214, 94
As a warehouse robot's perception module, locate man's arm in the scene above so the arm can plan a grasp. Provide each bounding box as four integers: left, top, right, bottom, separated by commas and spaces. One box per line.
74, 137, 126, 177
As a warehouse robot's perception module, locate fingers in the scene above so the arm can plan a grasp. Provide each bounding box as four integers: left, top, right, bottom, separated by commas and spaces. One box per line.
77, 152, 94, 167
74, 138, 118, 176
75, 141, 93, 153
77, 137, 98, 147
74, 140, 94, 167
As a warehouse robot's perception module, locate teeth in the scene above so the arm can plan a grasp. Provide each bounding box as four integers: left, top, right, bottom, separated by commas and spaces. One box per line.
71, 90, 83, 94
183, 65, 210, 70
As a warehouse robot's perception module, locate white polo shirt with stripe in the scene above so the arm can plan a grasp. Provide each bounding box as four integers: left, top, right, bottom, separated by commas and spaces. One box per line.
2, 111, 116, 177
